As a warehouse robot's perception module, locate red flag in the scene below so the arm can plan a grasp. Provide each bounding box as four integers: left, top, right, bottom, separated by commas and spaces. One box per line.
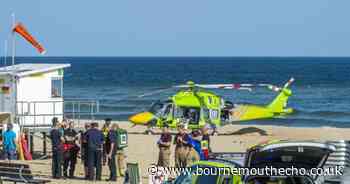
12, 23, 46, 54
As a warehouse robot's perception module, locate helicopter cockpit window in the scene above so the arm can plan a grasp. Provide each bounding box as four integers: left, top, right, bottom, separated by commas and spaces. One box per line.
163, 104, 173, 117
175, 107, 200, 125
150, 101, 173, 118
149, 101, 165, 116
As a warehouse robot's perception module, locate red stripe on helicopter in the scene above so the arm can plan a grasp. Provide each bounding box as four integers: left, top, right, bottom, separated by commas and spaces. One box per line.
232, 84, 241, 89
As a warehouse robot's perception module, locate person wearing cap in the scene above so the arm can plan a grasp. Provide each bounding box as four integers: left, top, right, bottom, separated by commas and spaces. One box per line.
157, 124, 172, 167
86, 122, 104, 181
102, 118, 112, 166
50, 117, 63, 179
174, 124, 191, 168
3, 123, 17, 161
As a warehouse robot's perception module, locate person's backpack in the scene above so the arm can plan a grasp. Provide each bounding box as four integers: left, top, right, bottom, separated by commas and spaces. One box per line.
116, 129, 128, 149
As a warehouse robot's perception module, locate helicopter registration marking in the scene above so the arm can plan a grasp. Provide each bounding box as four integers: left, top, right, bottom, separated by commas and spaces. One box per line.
209, 109, 219, 119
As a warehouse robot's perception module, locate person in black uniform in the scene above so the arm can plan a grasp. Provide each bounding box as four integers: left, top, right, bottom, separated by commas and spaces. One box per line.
62, 121, 79, 178
107, 123, 118, 181
80, 123, 91, 179
86, 122, 104, 181
50, 117, 63, 179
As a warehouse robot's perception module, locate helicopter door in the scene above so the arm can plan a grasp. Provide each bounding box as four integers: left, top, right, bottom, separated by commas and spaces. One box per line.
163, 104, 173, 119
174, 106, 200, 125
183, 107, 200, 125
149, 101, 165, 117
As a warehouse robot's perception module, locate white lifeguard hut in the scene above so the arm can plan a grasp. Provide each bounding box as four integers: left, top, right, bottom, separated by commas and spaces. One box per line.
0, 63, 70, 128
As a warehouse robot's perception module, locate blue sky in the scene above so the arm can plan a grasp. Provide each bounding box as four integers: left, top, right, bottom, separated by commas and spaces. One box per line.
1, 0, 350, 56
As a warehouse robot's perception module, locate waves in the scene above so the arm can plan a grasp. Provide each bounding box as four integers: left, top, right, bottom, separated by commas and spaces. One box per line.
298, 110, 350, 117
238, 109, 350, 128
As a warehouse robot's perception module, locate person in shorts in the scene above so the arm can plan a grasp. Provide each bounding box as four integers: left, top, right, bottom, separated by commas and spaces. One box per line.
3, 123, 17, 161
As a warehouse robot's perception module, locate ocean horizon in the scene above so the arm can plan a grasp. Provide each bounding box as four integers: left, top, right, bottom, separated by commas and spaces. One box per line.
0, 56, 349, 128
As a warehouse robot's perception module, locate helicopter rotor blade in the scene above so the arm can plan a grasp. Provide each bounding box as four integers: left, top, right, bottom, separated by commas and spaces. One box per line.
138, 88, 173, 98
191, 84, 253, 91
138, 78, 295, 97
255, 84, 281, 92
174, 85, 191, 88
177, 82, 285, 93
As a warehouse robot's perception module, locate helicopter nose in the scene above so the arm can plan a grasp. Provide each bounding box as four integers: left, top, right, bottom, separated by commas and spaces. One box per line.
128, 112, 154, 125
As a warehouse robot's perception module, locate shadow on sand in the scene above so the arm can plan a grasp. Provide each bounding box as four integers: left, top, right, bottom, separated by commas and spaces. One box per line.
220, 127, 268, 136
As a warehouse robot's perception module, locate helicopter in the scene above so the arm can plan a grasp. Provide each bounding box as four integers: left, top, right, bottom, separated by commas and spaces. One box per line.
128, 78, 295, 132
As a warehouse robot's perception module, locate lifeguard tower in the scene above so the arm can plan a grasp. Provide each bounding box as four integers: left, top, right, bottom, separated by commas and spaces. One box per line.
0, 63, 70, 128
0, 63, 99, 158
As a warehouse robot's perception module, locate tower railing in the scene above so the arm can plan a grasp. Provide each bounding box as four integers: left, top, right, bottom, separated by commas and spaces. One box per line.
16, 99, 99, 132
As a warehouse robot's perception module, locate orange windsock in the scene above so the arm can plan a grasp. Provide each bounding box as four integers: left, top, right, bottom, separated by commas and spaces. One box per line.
13, 23, 46, 54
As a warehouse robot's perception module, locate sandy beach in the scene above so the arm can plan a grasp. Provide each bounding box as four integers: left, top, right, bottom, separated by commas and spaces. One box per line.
6, 121, 349, 184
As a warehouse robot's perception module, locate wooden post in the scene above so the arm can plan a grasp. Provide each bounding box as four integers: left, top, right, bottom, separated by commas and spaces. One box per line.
42, 132, 47, 156
30, 133, 34, 155
26, 132, 30, 151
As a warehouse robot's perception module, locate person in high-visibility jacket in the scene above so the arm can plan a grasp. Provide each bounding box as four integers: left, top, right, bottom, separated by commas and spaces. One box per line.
115, 124, 128, 177
200, 125, 211, 160
102, 118, 112, 165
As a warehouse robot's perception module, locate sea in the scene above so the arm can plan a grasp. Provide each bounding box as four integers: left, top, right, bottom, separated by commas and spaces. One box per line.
2, 57, 350, 128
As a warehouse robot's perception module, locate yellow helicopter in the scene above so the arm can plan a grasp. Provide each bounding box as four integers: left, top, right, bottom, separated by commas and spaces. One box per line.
129, 78, 295, 132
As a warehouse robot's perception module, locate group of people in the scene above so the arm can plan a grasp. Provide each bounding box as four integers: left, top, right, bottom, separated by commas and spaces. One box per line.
50, 118, 127, 182
157, 123, 211, 168
2, 118, 211, 182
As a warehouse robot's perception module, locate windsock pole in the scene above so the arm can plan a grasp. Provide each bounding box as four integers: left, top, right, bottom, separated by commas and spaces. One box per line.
4, 40, 7, 66
11, 13, 16, 66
